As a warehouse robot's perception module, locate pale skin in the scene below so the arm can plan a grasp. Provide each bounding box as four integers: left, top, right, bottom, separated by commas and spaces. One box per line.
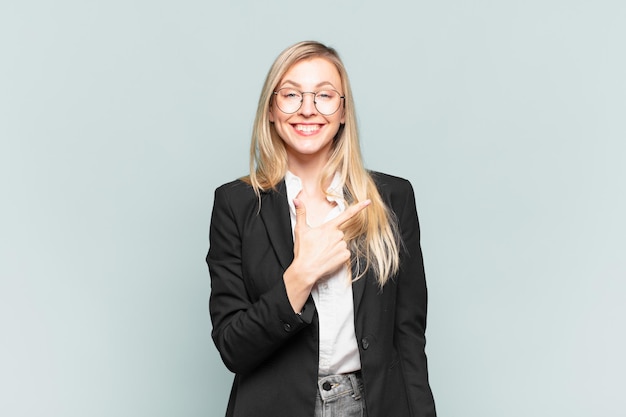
270, 57, 370, 313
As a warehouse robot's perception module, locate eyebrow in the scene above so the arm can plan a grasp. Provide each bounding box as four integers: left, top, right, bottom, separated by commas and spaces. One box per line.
279, 80, 338, 90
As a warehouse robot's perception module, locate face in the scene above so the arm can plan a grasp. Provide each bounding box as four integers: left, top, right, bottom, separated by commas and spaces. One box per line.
269, 57, 345, 165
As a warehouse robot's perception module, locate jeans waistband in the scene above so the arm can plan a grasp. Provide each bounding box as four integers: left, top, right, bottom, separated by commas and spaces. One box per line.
317, 371, 363, 402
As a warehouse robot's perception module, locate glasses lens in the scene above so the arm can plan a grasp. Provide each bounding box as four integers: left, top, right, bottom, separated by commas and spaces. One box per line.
275, 88, 302, 114
274, 88, 343, 115
315, 90, 341, 115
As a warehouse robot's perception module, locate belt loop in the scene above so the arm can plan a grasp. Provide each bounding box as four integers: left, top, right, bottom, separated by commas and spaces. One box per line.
348, 372, 361, 400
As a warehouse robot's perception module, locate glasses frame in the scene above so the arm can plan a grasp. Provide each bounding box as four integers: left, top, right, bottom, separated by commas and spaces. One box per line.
272, 88, 346, 116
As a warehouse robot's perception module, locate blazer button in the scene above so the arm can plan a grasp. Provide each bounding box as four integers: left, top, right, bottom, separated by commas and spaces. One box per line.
361, 338, 369, 350
283, 322, 292, 332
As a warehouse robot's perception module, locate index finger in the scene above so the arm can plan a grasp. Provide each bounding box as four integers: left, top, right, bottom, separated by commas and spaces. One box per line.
329, 199, 371, 228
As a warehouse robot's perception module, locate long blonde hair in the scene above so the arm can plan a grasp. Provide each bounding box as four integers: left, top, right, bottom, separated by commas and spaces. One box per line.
246, 41, 399, 286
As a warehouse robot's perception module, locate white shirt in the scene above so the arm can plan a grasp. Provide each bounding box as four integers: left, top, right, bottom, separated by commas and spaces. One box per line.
285, 171, 361, 376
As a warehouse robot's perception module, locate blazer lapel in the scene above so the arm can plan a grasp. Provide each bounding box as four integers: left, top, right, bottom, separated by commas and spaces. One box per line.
259, 181, 294, 270
351, 261, 370, 314
259, 181, 372, 314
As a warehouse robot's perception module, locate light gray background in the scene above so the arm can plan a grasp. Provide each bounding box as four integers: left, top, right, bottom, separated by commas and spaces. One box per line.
1, 1, 624, 416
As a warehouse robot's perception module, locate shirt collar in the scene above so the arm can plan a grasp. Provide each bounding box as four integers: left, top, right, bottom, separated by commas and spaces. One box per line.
285, 171, 345, 216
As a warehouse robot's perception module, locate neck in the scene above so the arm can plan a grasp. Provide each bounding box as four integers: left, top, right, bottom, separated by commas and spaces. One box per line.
287, 153, 332, 196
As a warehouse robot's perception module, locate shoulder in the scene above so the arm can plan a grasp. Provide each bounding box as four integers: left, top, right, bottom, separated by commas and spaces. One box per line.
213, 177, 287, 212
368, 171, 419, 223
214, 178, 254, 199
368, 172, 422, 238
368, 171, 414, 199
212, 178, 259, 213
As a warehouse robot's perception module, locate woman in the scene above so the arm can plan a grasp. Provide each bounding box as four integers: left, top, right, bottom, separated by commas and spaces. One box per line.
207, 41, 436, 417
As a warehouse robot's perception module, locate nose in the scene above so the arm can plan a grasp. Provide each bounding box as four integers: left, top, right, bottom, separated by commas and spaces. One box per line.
298, 92, 317, 116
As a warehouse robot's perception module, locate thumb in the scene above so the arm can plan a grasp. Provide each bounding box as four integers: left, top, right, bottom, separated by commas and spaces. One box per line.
293, 198, 307, 230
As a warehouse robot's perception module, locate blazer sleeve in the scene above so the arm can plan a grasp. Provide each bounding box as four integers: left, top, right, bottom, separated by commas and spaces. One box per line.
206, 184, 315, 375
393, 179, 437, 417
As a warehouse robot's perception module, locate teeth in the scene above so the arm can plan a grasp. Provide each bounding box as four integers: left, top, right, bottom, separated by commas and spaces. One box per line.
295, 124, 320, 132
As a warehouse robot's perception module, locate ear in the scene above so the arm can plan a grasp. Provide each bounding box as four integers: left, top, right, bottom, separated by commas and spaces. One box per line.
269, 105, 274, 123
340, 107, 345, 124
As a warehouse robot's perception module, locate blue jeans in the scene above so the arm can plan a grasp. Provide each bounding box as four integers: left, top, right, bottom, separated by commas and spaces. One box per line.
314, 372, 367, 417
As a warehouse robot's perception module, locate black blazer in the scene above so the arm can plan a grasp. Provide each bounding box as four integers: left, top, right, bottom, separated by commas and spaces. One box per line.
207, 172, 436, 417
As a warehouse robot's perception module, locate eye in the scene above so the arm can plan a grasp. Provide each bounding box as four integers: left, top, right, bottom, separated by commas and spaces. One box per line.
279, 89, 301, 100
316, 90, 336, 101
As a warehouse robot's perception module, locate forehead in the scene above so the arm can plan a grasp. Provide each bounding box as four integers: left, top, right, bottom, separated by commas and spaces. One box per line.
279, 57, 342, 88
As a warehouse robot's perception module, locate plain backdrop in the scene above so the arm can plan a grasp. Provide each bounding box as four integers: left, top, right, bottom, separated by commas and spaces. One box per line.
1, 1, 625, 416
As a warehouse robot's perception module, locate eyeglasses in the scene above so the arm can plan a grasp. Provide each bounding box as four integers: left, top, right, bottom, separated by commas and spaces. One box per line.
273, 88, 345, 116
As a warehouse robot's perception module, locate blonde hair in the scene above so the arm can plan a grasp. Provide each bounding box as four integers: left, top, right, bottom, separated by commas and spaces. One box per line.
246, 41, 399, 286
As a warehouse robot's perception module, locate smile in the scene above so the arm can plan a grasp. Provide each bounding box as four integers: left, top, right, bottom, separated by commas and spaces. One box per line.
293, 124, 322, 133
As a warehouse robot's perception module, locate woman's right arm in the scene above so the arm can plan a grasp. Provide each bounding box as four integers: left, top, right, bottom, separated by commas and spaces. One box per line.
208, 184, 369, 374
207, 184, 314, 375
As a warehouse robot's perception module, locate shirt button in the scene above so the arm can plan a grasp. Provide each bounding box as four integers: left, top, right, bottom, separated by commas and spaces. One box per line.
283, 323, 292, 332
322, 381, 332, 391
361, 338, 370, 350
